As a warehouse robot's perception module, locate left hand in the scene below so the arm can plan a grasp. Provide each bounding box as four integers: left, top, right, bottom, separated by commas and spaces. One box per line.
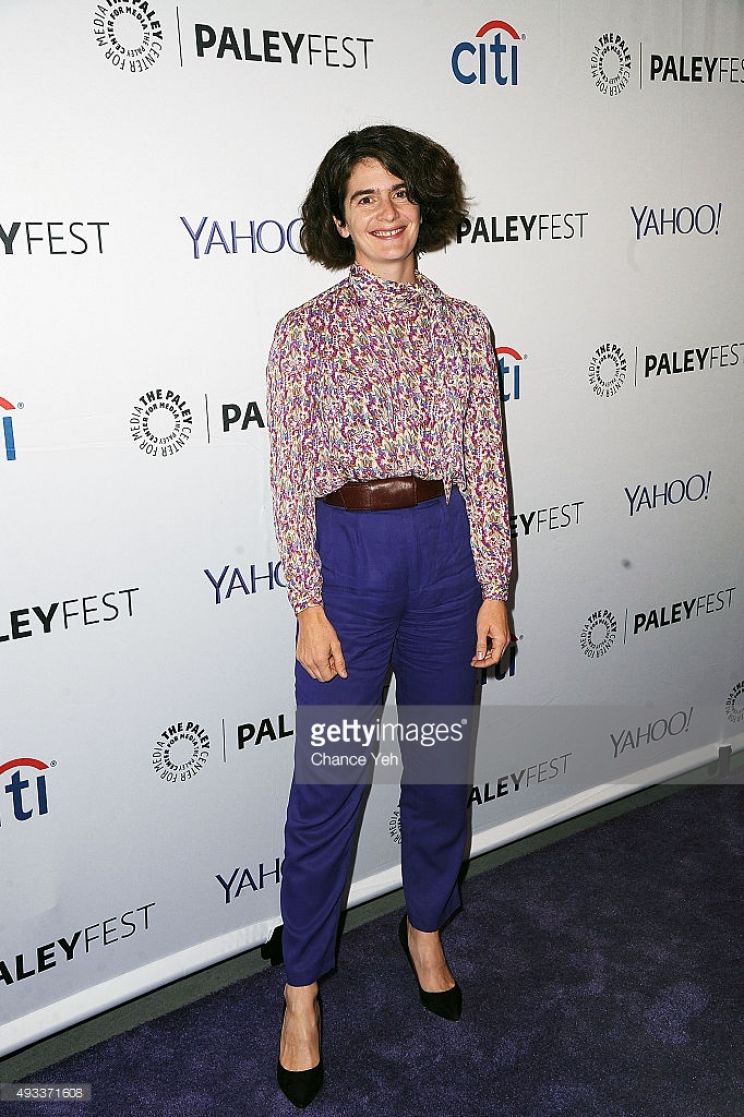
470, 599, 512, 668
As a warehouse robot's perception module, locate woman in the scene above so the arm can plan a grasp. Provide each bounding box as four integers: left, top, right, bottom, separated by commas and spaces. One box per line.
266, 124, 512, 1108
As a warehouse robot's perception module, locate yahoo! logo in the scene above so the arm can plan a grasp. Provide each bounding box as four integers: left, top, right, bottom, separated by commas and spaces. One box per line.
0, 758, 50, 827
1, 397, 19, 461
496, 346, 524, 402
204, 562, 286, 605
181, 216, 304, 260
452, 20, 523, 86
631, 203, 722, 240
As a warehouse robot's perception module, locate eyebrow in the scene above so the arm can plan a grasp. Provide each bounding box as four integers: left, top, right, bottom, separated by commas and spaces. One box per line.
348, 182, 407, 202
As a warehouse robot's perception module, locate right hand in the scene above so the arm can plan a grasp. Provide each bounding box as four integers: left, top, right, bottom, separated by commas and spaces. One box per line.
296, 606, 348, 682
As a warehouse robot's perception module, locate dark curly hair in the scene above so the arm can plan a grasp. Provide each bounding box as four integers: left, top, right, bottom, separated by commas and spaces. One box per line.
300, 124, 469, 269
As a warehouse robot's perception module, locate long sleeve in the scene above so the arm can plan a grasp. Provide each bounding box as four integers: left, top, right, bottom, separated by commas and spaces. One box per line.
460, 311, 512, 601
265, 311, 324, 615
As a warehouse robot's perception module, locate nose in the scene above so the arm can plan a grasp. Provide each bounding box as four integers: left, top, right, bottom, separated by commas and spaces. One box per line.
378, 190, 399, 221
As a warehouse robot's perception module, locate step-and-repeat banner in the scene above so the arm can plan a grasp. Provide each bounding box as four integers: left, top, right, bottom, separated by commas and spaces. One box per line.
2, 0, 743, 1054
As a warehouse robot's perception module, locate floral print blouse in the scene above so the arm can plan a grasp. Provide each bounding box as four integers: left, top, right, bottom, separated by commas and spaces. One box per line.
266, 264, 512, 614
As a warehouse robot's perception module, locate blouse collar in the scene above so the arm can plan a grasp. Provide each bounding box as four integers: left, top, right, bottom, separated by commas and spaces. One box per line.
349, 262, 438, 311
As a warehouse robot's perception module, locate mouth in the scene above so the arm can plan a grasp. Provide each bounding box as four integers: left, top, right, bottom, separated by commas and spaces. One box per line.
369, 227, 407, 240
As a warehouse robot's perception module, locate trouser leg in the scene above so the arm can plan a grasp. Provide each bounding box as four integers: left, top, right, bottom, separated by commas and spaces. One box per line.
280, 500, 404, 985
392, 488, 482, 932
280, 770, 371, 986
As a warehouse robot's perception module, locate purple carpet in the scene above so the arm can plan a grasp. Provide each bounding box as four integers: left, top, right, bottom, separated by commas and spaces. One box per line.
4, 784, 743, 1116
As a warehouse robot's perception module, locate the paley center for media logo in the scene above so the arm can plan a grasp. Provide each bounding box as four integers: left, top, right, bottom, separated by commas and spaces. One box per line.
130, 388, 192, 456
590, 32, 631, 95
588, 343, 627, 398
152, 721, 210, 782
93, 1, 164, 73
726, 681, 744, 724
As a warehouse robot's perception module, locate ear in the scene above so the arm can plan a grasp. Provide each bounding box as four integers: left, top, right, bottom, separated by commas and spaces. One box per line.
332, 215, 350, 239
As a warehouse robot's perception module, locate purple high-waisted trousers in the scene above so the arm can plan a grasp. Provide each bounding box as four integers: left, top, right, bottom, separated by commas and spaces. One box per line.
280, 486, 482, 985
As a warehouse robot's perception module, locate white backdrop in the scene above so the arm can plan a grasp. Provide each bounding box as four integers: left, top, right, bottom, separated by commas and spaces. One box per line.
1, 0, 743, 1055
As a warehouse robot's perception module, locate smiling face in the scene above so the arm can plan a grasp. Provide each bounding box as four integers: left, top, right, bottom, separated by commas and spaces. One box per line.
333, 158, 421, 282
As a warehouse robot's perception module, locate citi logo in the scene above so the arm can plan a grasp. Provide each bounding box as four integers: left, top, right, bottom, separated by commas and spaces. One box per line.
452, 20, 523, 86
496, 346, 524, 401
0, 757, 51, 827
1, 396, 20, 461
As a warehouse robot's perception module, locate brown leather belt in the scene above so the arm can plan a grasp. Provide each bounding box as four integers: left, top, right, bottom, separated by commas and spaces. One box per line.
322, 476, 446, 511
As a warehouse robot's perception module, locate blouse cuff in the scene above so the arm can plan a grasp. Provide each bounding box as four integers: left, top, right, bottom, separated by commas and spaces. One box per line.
290, 592, 324, 616
479, 577, 510, 602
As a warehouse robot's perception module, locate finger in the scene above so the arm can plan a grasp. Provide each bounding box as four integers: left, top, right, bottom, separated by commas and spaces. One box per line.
473, 631, 490, 661
312, 649, 337, 682
330, 641, 348, 679
473, 637, 495, 662
298, 650, 325, 681
311, 658, 333, 681
470, 644, 502, 665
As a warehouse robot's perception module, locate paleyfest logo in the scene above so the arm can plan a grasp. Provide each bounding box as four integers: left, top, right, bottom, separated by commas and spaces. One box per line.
591, 31, 743, 95
93, 1, 164, 74
581, 588, 735, 659
452, 19, 524, 85
590, 32, 632, 95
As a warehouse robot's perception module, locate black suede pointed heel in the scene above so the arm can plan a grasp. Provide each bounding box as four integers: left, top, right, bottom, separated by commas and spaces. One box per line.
276, 996, 324, 1109
398, 914, 462, 1021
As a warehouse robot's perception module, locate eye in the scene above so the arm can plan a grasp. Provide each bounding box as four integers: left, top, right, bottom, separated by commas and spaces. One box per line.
394, 187, 409, 200
357, 195, 373, 205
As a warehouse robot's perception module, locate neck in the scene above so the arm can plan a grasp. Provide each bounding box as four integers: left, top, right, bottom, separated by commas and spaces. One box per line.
354, 257, 417, 284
